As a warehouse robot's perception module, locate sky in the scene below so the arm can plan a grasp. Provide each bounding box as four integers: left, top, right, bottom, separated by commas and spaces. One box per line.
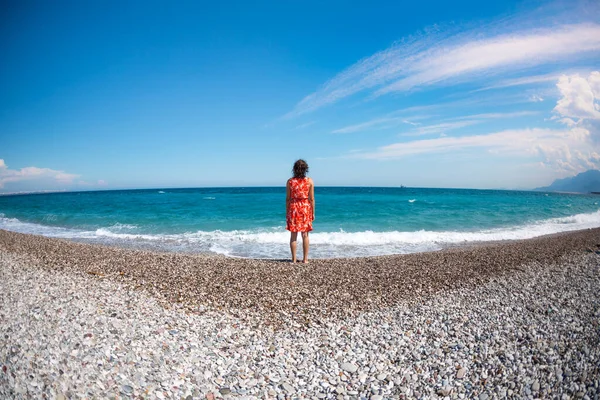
1, 0, 599, 193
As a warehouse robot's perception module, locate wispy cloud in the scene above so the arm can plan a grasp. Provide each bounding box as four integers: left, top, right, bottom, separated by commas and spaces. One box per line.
351, 127, 598, 173
353, 128, 569, 158
349, 71, 600, 174
295, 121, 316, 130
450, 111, 540, 120
473, 73, 562, 92
529, 94, 545, 102
408, 120, 481, 136
375, 24, 600, 96
332, 117, 421, 134
286, 15, 600, 118
333, 110, 538, 135
0, 159, 80, 188
408, 111, 541, 135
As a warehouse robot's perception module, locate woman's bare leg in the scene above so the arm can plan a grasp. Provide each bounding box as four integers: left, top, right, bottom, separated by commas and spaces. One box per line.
301, 232, 309, 263
290, 232, 298, 262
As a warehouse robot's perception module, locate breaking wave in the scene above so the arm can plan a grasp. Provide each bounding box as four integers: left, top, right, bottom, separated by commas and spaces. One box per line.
1, 210, 599, 259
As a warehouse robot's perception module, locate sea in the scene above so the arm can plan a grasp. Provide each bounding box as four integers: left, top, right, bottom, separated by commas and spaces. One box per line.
0, 187, 598, 259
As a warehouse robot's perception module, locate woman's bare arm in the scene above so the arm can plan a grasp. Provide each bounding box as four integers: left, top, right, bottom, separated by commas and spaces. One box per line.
286, 180, 291, 215
309, 178, 315, 220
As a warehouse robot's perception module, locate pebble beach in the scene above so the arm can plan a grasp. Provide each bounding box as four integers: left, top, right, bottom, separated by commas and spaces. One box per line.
1, 228, 599, 399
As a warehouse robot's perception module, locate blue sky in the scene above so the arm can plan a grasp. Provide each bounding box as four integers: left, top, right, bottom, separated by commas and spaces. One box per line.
1, 0, 599, 193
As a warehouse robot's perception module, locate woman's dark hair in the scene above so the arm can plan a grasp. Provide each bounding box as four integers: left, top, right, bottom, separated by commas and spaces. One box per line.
292, 159, 309, 178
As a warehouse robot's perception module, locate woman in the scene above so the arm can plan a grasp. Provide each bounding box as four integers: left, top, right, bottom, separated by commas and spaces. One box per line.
286, 159, 315, 263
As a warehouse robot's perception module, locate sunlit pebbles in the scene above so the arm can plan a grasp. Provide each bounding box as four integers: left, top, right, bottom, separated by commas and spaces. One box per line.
1, 229, 599, 398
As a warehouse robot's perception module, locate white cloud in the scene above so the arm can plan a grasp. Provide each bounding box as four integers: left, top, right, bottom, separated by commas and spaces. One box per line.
473, 73, 561, 92
548, 71, 600, 173
374, 93, 538, 121
408, 120, 481, 136
332, 117, 420, 134
293, 7, 600, 181
351, 126, 599, 173
333, 110, 537, 135
332, 118, 394, 134
529, 94, 544, 102
286, 21, 600, 117
376, 24, 600, 96
354, 128, 560, 158
589, 71, 600, 98
0, 159, 80, 188
295, 121, 316, 130
554, 72, 600, 121
341, 72, 600, 174
554, 117, 577, 127
451, 111, 539, 120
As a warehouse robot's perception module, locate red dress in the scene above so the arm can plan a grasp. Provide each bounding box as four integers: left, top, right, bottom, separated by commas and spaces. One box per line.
286, 177, 313, 232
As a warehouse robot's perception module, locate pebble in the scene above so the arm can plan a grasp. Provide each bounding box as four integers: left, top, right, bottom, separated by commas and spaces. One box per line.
341, 362, 359, 374
281, 383, 294, 393
0, 230, 599, 400
438, 386, 452, 396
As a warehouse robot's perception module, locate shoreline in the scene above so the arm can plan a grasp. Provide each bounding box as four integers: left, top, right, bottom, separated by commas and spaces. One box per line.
2, 186, 598, 260
1, 227, 599, 327
2, 224, 599, 260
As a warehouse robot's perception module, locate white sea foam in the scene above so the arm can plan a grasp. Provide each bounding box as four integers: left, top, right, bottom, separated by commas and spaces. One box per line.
408, 199, 416, 203
94, 228, 157, 241
203, 197, 216, 200
158, 191, 165, 194
107, 223, 139, 231
42, 214, 58, 222
1, 210, 599, 259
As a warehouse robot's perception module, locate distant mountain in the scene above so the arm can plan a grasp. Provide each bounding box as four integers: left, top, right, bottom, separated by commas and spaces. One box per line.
535, 169, 600, 193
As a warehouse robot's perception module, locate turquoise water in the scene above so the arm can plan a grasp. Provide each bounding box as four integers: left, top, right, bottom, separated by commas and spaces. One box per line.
0, 187, 598, 258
